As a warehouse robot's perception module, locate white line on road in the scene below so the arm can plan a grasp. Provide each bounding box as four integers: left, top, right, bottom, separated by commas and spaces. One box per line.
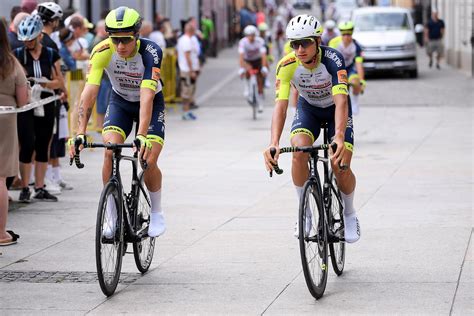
195, 71, 238, 105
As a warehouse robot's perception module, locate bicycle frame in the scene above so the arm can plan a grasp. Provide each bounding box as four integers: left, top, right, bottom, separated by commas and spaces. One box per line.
71, 142, 151, 242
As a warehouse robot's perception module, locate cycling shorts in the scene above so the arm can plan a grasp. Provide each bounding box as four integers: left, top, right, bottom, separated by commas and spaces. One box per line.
290, 96, 354, 152
245, 58, 262, 70
103, 90, 165, 146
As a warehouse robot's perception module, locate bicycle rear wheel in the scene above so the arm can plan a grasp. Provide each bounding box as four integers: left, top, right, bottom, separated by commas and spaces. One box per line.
133, 174, 156, 273
95, 181, 124, 297
299, 180, 328, 299
251, 80, 257, 120
328, 172, 345, 276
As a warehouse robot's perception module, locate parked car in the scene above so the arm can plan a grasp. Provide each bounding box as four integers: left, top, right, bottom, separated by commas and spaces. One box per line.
352, 7, 418, 78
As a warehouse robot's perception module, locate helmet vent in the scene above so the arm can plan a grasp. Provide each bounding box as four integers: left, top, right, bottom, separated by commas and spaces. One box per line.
115, 6, 126, 22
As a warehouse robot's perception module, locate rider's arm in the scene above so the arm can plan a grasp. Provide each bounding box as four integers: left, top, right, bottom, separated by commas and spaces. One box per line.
333, 94, 348, 142
270, 99, 289, 146
77, 84, 100, 135
137, 40, 164, 136
76, 39, 110, 135
260, 39, 268, 68
354, 42, 365, 81
137, 88, 154, 136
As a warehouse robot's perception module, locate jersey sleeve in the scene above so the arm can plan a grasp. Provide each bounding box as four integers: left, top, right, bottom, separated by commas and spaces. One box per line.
86, 39, 112, 86
321, 47, 348, 96
238, 38, 245, 54
275, 52, 297, 101
140, 39, 163, 92
52, 49, 61, 64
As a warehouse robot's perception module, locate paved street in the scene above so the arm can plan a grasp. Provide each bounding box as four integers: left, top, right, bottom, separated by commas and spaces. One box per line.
1, 46, 472, 315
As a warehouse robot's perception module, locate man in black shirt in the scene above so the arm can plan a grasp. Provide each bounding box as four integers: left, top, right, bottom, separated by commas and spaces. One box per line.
424, 10, 445, 69
7, 12, 29, 50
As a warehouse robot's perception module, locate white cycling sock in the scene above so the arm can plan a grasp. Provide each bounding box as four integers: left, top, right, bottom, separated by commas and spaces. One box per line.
52, 167, 61, 182
341, 191, 356, 216
103, 195, 117, 237
148, 189, 166, 237
351, 94, 359, 115
295, 185, 303, 202
149, 189, 162, 214
45, 165, 54, 182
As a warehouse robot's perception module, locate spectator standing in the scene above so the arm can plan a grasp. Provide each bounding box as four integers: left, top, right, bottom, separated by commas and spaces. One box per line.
149, 22, 167, 49
0, 18, 28, 246
425, 10, 445, 69
21, 0, 37, 14
140, 20, 153, 38
90, 20, 110, 131
66, 15, 89, 135
14, 15, 63, 202
177, 22, 200, 120
201, 14, 215, 59
8, 12, 29, 50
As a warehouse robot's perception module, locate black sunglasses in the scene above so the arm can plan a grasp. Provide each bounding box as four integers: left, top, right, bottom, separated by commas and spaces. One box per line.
290, 38, 315, 50
110, 36, 136, 45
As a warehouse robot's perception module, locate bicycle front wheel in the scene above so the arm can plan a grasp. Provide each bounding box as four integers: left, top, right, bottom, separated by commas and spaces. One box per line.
251, 79, 257, 120
299, 180, 328, 299
95, 181, 124, 297
133, 174, 155, 273
328, 172, 345, 276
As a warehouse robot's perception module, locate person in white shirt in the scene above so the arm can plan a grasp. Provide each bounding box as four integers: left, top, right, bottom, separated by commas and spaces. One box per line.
149, 22, 167, 49
177, 22, 200, 120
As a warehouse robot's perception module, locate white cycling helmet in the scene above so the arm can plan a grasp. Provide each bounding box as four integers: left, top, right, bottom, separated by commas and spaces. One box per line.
243, 25, 258, 36
17, 14, 43, 41
37, 2, 63, 22
324, 19, 336, 30
286, 14, 323, 40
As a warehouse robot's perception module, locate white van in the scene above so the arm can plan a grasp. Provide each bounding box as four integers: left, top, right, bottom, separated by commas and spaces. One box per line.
352, 7, 418, 78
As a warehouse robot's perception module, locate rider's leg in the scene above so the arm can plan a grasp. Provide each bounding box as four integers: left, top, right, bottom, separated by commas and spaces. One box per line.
257, 72, 265, 112
144, 141, 166, 237
349, 74, 361, 115
101, 131, 125, 237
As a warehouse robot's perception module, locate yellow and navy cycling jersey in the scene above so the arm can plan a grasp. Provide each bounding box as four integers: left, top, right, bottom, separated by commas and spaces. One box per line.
275, 46, 348, 108
87, 37, 163, 102
328, 36, 363, 70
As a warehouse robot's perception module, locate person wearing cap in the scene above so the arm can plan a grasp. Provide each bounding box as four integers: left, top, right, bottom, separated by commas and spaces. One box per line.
328, 21, 365, 115
68, 7, 167, 238
263, 15, 360, 243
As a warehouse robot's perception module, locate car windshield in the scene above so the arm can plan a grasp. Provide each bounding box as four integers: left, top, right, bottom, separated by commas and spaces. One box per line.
354, 13, 409, 31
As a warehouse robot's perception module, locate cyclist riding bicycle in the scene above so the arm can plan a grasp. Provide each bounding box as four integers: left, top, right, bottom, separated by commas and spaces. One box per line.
238, 25, 268, 113
263, 14, 361, 243
68, 6, 166, 238
328, 21, 365, 115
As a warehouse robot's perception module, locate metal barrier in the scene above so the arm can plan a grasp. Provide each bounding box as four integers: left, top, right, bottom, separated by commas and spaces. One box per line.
161, 48, 180, 111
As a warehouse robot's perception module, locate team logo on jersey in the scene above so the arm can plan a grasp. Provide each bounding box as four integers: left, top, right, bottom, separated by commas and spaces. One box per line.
146, 44, 160, 64
281, 57, 296, 67
275, 79, 280, 90
152, 67, 161, 81
337, 70, 348, 84
324, 49, 343, 67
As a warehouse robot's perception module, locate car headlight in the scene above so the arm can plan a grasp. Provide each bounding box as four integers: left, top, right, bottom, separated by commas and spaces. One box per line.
402, 42, 416, 50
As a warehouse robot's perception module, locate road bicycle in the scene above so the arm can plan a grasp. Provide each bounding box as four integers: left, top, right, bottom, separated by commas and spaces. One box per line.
71, 141, 155, 296
269, 126, 345, 299
245, 68, 260, 120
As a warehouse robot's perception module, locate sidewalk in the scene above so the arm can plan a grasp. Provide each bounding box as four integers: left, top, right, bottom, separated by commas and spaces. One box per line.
0, 46, 472, 315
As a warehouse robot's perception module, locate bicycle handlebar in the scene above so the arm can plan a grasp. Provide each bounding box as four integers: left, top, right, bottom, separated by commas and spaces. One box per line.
269, 143, 338, 177
70, 141, 147, 170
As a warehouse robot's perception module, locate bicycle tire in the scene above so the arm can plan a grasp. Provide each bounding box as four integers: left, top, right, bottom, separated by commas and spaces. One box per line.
328, 172, 345, 276
133, 173, 156, 273
299, 180, 328, 299
252, 80, 257, 120
95, 181, 124, 297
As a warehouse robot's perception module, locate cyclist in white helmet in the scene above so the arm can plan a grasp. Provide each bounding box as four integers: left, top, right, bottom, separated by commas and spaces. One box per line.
321, 19, 340, 46
263, 14, 360, 243
238, 24, 268, 113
